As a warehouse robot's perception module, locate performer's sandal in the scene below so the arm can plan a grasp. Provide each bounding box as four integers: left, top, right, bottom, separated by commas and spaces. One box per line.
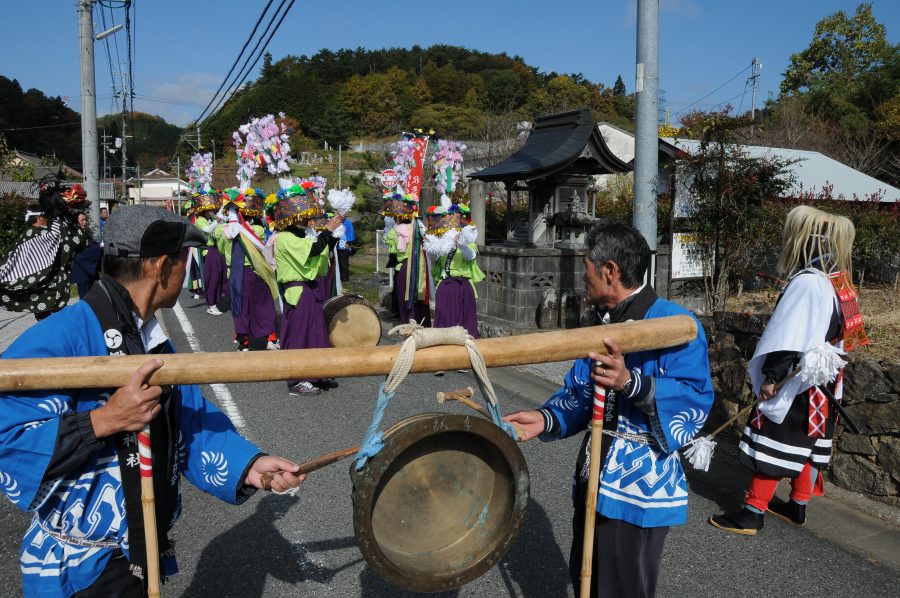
289, 382, 322, 396
708, 508, 764, 535
767, 500, 806, 526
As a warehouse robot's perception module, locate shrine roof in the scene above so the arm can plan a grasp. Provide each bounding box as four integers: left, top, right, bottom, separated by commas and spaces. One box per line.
470, 109, 631, 183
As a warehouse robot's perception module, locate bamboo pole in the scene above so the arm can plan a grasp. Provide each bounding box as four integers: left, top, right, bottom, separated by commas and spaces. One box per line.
580, 383, 606, 597
137, 426, 161, 598
0, 316, 697, 391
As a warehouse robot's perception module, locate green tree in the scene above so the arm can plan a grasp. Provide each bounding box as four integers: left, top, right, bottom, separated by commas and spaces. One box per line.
781, 3, 898, 136
679, 109, 798, 311
613, 75, 626, 96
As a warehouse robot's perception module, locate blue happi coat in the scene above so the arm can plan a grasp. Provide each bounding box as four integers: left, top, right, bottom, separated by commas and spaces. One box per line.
540, 298, 714, 527
0, 301, 261, 597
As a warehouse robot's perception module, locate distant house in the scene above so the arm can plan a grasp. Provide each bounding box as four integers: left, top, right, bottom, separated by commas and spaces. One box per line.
128, 169, 190, 205
665, 139, 899, 204
7, 150, 83, 181
0, 180, 118, 210
592, 124, 899, 204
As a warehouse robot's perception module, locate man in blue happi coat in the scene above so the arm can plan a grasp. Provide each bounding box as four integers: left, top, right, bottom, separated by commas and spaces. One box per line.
0, 205, 306, 597
505, 222, 714, 598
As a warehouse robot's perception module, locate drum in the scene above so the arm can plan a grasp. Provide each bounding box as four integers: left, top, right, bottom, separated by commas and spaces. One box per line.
322, 294, 381, 348
350, 413, 530, 593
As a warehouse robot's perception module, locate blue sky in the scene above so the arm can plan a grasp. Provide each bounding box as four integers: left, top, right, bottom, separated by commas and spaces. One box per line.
4, 1, 898, 128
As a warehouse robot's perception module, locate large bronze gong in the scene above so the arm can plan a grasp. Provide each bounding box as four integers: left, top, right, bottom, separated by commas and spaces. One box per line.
350, 413, 530, 592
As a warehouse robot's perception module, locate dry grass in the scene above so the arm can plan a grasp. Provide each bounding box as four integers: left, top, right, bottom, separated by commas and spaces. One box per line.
726, 283, 899, 363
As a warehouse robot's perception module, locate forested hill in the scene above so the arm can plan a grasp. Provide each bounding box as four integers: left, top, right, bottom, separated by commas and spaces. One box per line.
201, 45, 635, 148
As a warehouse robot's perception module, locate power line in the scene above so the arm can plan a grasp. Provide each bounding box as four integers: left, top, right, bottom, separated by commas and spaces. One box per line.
2, 121, 82, 132
193, 0, 276, 124
673, 64, 753, 117
203, 0, 297, 129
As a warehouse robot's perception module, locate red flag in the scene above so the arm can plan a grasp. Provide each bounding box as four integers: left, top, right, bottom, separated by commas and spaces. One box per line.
404, 136, 429, 200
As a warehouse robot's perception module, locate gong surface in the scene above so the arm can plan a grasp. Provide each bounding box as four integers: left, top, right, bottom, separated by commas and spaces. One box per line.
322, 294, 381, 348
351, 413, 529, 593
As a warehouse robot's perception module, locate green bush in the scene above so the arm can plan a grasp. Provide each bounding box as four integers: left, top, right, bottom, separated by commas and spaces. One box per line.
0, 193, 32, 256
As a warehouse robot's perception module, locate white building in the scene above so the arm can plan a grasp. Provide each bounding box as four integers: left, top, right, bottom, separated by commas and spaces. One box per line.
128, 169, 190, 205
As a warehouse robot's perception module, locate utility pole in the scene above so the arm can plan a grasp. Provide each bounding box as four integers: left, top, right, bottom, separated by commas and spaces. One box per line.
338, 144, 342, 188
749, 57, 762, 135
175, 155, 181, 213
100, 130, 110, 182
78, 0, 102, 237
121, 70, 129, 204
633, 0, 659, 287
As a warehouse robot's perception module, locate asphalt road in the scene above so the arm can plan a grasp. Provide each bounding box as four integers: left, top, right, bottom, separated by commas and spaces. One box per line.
0, 292, 898, 597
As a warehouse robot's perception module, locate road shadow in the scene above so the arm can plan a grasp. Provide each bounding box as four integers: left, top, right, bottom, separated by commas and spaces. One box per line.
684, 434, 754, 512
358, 497, 570, 597
181, 494, 358, 598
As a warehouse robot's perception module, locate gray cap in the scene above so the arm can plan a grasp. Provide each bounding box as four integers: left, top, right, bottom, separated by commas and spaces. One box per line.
105, 205, 207, 258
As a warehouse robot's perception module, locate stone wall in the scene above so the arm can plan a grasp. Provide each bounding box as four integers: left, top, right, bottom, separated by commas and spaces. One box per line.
704, 312, 900, 505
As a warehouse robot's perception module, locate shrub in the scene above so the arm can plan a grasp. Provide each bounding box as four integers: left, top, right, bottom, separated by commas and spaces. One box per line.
0, 193, 32, 256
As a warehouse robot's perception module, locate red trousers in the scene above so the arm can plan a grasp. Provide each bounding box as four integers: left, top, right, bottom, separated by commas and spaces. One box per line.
745, 462, 821, 512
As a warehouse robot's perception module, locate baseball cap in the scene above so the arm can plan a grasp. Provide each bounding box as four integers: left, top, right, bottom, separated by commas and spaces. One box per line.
105, 205, 207, 258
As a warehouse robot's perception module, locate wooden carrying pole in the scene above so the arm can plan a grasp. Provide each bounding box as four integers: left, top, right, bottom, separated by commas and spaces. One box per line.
0, 316, 696, 391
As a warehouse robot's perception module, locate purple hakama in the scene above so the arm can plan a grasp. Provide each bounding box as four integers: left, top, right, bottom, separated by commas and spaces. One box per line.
281, 281, 331, 384
433, 276, 479, 338
202, 246, 227, 307
232, 264, 276, 338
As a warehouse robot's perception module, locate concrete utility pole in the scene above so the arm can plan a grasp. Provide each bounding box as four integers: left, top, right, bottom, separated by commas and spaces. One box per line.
78, 0, 101, 237
633, 0, 660, 286
121, 71, 129, 205
750, 57, 762, 135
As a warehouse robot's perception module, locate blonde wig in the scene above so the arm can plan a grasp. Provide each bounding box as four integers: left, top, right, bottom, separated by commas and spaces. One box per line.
777, 205, 855, 278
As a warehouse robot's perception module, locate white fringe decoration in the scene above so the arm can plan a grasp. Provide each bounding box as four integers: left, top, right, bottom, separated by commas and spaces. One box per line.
458, 225, 477, 247
424, 230, 457, 258
327, 188, 356, 216
439, 193, 453, 210
798, 343, 846, 387
333, 223, 346, 240
383, 216, 395, 233
682, 437, 716, 472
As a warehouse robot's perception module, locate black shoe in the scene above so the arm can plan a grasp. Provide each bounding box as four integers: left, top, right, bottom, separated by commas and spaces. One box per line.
768, 499, 806, 526
317, 378, 339, 390
708, 508, 765, 535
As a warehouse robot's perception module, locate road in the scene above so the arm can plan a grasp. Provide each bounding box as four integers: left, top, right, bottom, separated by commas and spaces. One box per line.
0, 294, 898, 597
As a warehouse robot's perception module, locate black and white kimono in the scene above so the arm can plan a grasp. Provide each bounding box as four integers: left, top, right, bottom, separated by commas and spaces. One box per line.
738, 268, 844, 478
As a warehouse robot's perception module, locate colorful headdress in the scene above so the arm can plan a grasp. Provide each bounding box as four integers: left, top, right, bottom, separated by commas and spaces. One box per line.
192, 190, 219, 213
219, 187, 242, 210
426, 203, 471, 236
239, 188, 266, 218
271, 184, 323, 230
62, 184, 90, 208
431, 139, 466, 197
381, 192, 418, 222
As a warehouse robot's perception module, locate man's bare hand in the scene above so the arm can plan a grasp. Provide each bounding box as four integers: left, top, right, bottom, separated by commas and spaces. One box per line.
502, 410, 545, 442
589, 337, 631, 392
91, 359, 164, 438
246, 456, 307, 492
759, 382, 777, 402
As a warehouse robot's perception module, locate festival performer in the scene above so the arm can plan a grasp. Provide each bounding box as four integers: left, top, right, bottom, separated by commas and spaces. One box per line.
180, 200, 204, 300
193, 192, 228, 316
0, 205, 306, 597
0, 174, 89, 320
425, 199, 483, 338
70, 211, 103, 299
708, 205, 865, 535
271, 183, 343, 395
223, 188, 279, 351
382, 192, 431, 327
383, 215, 401, 319
503, 222, 714, 598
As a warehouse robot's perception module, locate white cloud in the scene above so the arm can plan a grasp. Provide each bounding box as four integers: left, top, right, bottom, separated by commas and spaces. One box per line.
131, 73, 222, 126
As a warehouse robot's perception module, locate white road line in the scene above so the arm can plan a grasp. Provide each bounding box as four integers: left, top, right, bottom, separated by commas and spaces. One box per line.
172, 301, 246, 429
